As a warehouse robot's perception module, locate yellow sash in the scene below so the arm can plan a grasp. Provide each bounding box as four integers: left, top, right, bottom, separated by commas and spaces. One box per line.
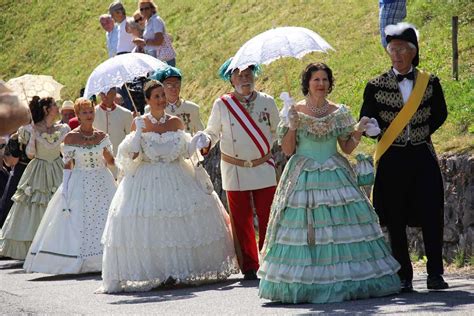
374, 69, 430, 164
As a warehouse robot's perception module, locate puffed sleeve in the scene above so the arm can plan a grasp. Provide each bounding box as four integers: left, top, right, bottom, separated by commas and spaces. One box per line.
115, 132, 142, 175
61, 144, 76, 164
101, 135, 114, 154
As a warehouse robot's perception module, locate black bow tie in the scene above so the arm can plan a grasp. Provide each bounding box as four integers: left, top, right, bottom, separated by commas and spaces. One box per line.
396, 72, 414, 82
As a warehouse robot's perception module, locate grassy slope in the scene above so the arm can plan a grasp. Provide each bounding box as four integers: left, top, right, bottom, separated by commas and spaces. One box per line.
0, 0, 472, 153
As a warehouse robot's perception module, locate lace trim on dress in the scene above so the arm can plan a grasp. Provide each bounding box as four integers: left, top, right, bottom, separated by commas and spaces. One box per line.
277, 105, 355, 143
34, 124, 70, 149
297, 105, 355, 139
61, 136, 113, 165
140, 130, 187, 163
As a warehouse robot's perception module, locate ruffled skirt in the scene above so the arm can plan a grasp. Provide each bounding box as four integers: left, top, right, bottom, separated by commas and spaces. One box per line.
100, 158, 238, 293
0, 157, 63, 259
258, 155, 401, 304
23, 167, 116, 274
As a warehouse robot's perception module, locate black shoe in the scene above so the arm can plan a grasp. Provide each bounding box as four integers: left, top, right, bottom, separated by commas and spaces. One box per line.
243, 270, 258, 280
427, 275, 449, 290
163, 276, 177, 286
400, 279, 414, 293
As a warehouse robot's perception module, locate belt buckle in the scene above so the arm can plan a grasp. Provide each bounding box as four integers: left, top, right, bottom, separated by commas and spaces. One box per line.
243, 160, 253, 168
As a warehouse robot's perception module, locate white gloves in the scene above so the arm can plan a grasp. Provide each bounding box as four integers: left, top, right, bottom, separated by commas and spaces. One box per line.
279, 92, 296, 127
355, 116, 370, 132
288, 106, 299, 131
192, 131, 211, 150
365, 118, 381, 136
62, 169, 72, 211
188, 132, 210, 156
130, 117, 145, 153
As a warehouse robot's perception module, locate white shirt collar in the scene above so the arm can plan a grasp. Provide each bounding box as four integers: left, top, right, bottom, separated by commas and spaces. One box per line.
392, 66, 414, 76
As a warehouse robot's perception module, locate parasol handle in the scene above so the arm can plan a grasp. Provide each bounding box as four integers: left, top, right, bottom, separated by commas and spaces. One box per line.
19, 82, 29, 103
124, 83, 138, 113
284, 72, 291, 97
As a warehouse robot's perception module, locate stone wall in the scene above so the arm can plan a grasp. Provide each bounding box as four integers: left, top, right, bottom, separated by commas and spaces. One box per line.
203, 144, 473, 261
407, 153, 473, 262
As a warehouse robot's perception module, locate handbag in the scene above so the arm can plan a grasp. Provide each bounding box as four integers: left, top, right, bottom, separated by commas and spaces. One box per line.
193, 161, 214, 195
354, 154, 375, 186
156, 32, 176, 62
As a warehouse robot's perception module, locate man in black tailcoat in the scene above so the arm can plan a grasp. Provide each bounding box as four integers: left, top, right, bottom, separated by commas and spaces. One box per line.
360, 22, 448, 292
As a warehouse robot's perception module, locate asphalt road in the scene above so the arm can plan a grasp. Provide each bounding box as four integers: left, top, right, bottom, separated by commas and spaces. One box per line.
1, 259, 473, 315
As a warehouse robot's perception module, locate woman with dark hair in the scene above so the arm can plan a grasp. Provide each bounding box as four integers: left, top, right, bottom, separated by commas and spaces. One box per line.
98, 80, 237, 293
257, 63, 401, 303
24, 98, 116, 274
0, 96, 70, 260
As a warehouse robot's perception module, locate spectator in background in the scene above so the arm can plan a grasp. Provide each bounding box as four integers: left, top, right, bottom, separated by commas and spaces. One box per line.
0, 131, 31, 227
99, 14, 118, 58
133, 10, 146, 29
59, 100, 76, 124
133, 0, 176, 66
127, 17, 144, 53
0, 136, 9, 202
379, 0, 407, 48
109, 1, 135, 54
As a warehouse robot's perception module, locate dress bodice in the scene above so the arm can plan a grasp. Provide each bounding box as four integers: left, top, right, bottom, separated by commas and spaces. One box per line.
32, 125, 70, 161
62, 137, 113, 170
140, 130, 187, 163
281, 105, 355, 163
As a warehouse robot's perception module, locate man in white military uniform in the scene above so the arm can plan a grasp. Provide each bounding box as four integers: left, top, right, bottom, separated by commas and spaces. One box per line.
145, 66, 204, 135
94, 87, 133, 178
198, 58, 279, 280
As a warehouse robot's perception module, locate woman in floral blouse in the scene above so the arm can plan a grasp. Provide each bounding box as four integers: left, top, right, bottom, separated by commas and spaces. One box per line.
0, 96, 70, 260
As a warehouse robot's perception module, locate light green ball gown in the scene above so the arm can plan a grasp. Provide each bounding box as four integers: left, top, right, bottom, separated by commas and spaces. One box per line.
258, 105, 401, 304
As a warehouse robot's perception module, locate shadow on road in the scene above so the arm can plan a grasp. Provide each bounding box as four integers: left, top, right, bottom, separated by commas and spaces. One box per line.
109, 278, 258, 305
0, 261, 23, 270
27, 272, 101, 282
261, 290, 474, 315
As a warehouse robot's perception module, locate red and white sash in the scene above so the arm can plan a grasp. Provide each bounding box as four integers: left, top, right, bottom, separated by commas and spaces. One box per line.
220, 93, 275, 167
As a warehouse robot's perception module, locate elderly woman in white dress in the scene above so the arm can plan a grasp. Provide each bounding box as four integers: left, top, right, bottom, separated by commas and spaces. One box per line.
24, 98, 116, 274
98, 80, 237, 293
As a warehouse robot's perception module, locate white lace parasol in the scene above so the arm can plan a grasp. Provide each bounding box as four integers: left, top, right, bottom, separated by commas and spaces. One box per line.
83, 54, 167, 99
227, 26, 334, 72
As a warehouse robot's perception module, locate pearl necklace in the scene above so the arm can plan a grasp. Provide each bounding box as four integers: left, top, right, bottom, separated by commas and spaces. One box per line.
305, 99, 329, 116
79, 128, 96, 141
146, 113, 166, 125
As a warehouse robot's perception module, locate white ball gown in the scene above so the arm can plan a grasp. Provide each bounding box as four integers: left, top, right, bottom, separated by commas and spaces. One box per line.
99, 129, 238, 293
23, 136, 117, 274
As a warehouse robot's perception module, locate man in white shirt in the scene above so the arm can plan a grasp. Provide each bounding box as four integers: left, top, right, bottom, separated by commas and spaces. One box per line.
99, 14, 118, 58
93, 87, 133, 178
200, 58, 279, 280
145, 66, 204, 135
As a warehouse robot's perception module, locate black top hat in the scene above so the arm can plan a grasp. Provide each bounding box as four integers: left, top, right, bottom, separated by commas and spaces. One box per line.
385, 22, 420, 67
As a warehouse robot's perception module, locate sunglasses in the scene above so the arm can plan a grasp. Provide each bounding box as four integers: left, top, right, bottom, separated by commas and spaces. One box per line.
135, 17, 143, 23
140, 6, 152, 12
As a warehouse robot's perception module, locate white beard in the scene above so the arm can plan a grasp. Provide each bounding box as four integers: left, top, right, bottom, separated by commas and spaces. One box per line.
235, 83, 254, 95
